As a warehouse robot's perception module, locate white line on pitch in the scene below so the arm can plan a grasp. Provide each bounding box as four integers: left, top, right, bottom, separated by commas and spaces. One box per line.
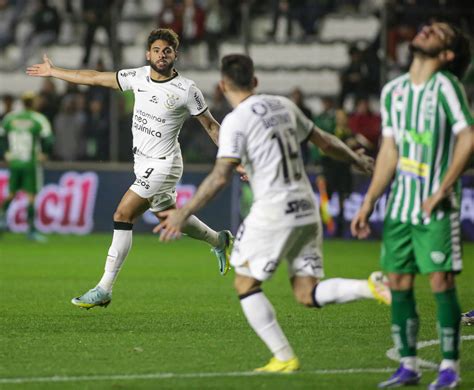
0, 368, 395, 384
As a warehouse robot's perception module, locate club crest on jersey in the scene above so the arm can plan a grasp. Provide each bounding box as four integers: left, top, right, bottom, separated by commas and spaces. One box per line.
164, 93, 179, 109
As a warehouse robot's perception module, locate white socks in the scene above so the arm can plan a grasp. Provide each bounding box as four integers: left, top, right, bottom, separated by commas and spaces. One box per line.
240, 290, 295, 362
182, 215, 220, 247
401, 356, 418, 371
314, 278, 372, 306
98, 225, 133, 293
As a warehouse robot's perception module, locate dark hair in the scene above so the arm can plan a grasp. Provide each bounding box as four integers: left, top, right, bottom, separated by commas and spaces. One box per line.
443, 23, 471, 79
147, 28, 179, 51
221, 54, 255, 90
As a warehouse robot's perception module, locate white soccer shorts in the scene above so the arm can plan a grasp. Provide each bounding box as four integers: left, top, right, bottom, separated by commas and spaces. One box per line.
231, 222, 325, 281
130, 153, 183, 212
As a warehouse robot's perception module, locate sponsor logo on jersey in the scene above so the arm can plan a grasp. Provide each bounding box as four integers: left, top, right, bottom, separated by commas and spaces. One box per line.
284, 198, 314, 214
164, 93, 179, 109
193, 92, 204, 111
171, 82, 186, 91
137, 88, 148, 92
149, 95, 159, 104
120, 70, 136, 77
262, 113, 291, 129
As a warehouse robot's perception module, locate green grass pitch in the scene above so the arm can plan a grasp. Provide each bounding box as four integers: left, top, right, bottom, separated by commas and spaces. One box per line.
0, 233, 473, 389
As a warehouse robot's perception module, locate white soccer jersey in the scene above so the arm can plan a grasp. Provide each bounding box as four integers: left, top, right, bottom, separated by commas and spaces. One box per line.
116, 66, 208, 159
218, 94, 319, 228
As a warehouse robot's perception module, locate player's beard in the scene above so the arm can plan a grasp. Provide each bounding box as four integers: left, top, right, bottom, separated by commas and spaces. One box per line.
149, 58, 175, 76
409, 42, 445, 58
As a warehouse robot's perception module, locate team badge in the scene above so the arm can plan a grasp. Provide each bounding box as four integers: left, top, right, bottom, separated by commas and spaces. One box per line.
164, 93, 179, 109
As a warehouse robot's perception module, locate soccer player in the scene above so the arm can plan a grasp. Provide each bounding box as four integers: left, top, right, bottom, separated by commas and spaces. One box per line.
351, 22, 473, 389
156, 54, 391, 372
0, 92, 53, 242
26, 28, 233, 308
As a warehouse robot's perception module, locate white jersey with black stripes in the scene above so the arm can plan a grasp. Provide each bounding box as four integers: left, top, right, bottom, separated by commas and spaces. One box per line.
117, 66, 208, 159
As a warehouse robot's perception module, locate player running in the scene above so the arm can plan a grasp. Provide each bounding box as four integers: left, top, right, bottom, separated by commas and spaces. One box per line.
26, 28, 233, 309
351, 22, 473, 389
0, 92, 53, 242
156, 54, 391, 373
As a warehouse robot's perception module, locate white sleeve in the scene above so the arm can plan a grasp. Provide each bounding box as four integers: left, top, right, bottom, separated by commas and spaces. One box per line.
116, 68, 139, 91
380, 83, 394, 137
34, 112, 52, 138
284, 98, 313, 142
186, 84, 208, 116
216, 114, 245, 161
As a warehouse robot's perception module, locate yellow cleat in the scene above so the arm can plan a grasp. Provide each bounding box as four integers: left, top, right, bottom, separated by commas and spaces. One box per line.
254, 357, 300, 373
368, 271, 391, 305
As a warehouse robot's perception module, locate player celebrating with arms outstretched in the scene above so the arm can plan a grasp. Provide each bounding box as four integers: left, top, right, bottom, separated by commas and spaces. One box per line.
351, 22, 473, 389
26, 28, 233, 309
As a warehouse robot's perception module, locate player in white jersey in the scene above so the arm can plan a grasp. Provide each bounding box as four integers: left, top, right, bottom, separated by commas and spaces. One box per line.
26, 28, 233, 309
156, 54, 391, 372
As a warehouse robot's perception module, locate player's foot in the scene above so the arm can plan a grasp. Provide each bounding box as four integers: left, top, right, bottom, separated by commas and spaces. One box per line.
71, 286, 112, 309
211, 230, 233, 276
428, 368, 460, 390
461, 310, 474, 326
27, 231, 48, 243
368, 271, 391, 305
378, 364, 421, 388
254, 357, 300, 373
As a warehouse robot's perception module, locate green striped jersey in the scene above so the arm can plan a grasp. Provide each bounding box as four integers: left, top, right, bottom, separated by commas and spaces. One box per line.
381, 70, 474, 224
0, 109, 53, 167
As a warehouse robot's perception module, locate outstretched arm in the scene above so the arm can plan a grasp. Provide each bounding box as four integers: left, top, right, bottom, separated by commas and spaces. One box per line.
154, 158, 237, 240
196, 109, 220, 146
309, 126, 374, 174
26, 54, 119, 89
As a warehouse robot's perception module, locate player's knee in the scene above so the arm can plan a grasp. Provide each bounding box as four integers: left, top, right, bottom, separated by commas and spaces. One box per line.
234, 275, 260, 296
113, 209, 133, 223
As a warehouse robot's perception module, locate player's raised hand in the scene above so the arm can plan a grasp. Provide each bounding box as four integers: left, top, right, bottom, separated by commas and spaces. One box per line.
354, 148, 374, 175
26, 54, 54, 77
350, 201, 374, 239
153, 209, 185, 241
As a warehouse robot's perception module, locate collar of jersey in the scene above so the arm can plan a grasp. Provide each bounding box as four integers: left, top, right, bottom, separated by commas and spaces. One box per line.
150, 70, 179, 84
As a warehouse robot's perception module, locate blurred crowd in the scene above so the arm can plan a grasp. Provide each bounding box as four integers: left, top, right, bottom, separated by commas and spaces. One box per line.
0, 0, 473, 167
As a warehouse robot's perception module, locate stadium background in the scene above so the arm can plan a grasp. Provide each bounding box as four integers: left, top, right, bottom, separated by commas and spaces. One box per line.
1, 0, 474, 239
0, 1, 474, 389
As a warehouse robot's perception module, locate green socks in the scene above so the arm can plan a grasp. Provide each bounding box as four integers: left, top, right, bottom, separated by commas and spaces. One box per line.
434, 288, 461, 360
391, 289, 419, 357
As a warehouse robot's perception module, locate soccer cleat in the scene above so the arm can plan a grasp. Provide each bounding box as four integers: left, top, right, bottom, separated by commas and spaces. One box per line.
211, 230, 233, 276
378, 364, 421, 388
461, 310, 474, 326
71, 286, 112, 309
428, 368, 460, 390
368, 271, 391, 305
254, 357, 300, 373
27, 231, 48, 243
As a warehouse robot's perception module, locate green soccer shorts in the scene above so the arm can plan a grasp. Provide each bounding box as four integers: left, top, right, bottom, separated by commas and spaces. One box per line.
8, 165, 41, 194
380, 213, 462, 275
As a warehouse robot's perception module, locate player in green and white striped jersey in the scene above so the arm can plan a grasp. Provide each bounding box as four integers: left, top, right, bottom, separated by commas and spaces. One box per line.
351, 22, 473, 389
0, 92, 54, 241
